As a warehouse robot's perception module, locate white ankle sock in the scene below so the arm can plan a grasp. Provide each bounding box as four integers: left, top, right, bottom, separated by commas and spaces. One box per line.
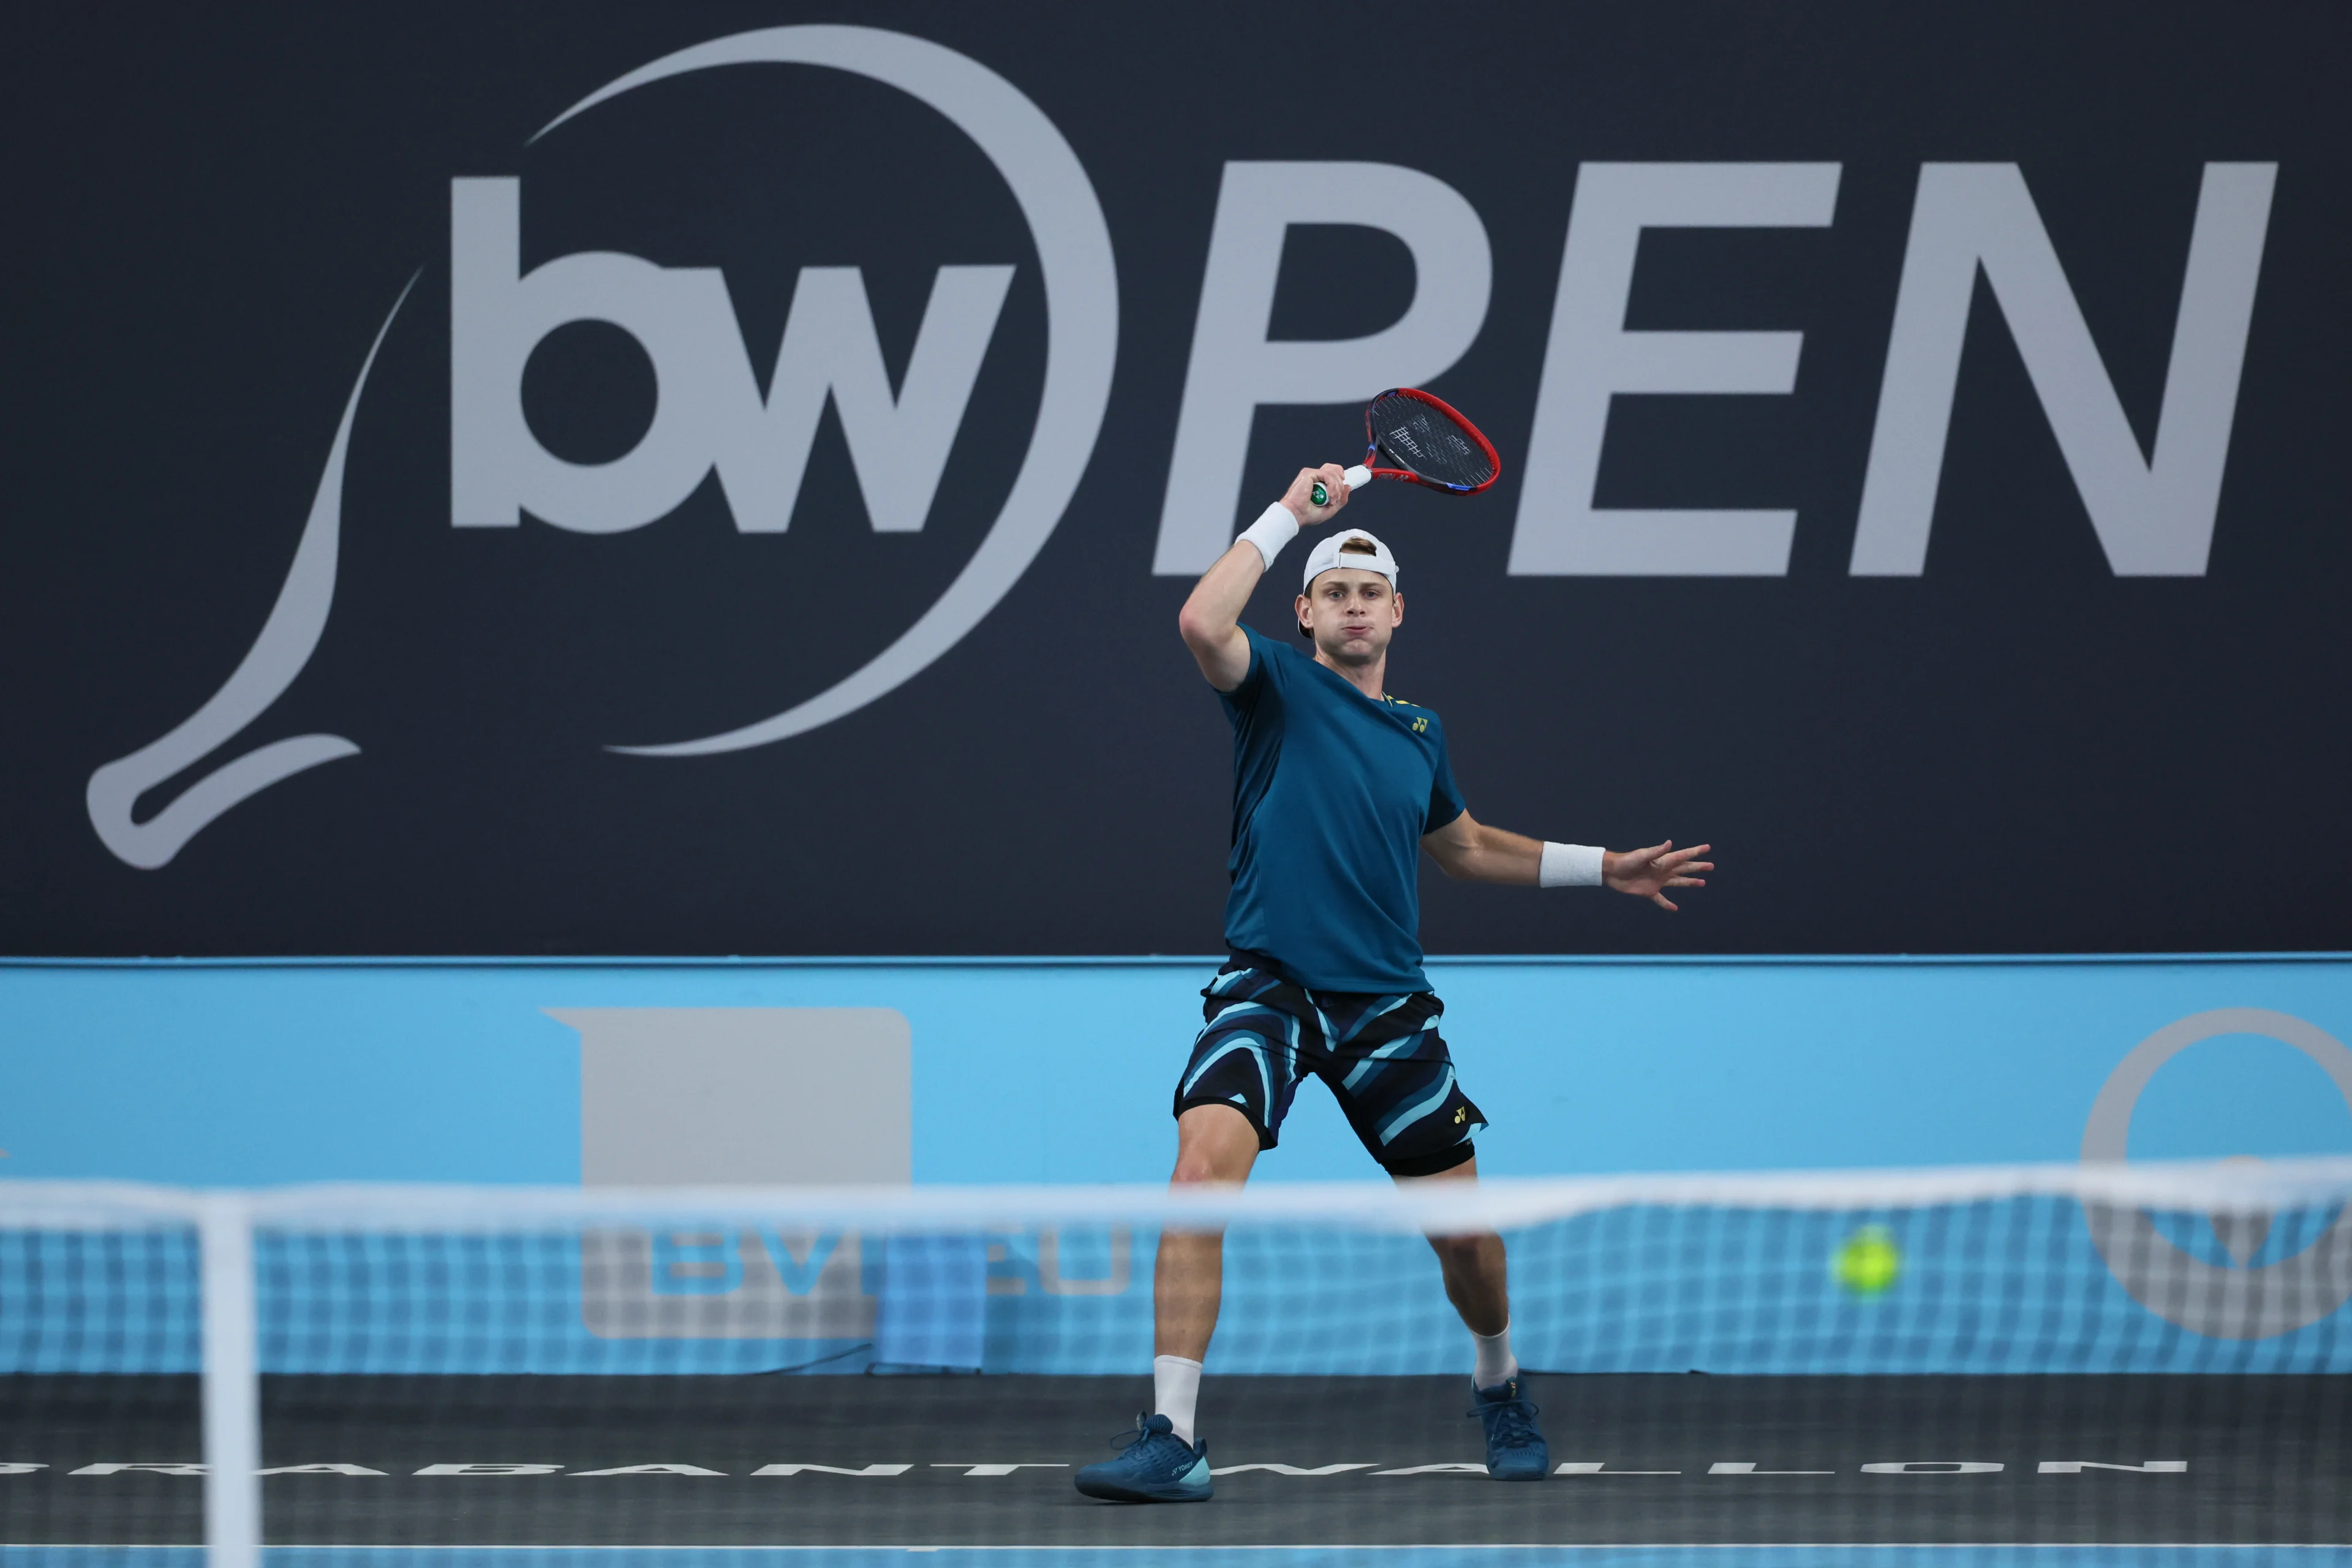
1472, 1324, 1517, 1391
1153, 1354, 1203, 1447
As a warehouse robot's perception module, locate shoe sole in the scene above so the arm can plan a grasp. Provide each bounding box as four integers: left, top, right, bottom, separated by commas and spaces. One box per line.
1074, 1479, 1212, 1503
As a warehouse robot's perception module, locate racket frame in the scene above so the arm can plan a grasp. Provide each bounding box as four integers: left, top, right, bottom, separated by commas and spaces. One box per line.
1361, 386, 1502, 495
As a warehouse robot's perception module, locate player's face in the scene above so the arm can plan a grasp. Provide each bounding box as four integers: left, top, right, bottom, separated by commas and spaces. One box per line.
1297, 568, 1403, 667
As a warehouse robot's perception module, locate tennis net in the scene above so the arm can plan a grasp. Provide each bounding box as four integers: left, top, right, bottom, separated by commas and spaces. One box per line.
2, 1161, 2348, 1566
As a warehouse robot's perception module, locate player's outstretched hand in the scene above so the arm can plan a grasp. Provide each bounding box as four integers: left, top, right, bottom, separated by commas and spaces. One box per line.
1280, 464, 1352, 527
1605, 840, 1713, 912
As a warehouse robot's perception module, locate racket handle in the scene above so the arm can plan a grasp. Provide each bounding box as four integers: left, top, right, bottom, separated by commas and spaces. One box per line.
1309, 467, 1375, 508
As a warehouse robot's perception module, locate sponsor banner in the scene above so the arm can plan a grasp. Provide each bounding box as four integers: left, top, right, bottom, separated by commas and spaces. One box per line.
2, 957, 2348, 1373
6, 4, 2350, 955
580, 1226, 876, 1342
3, 957, 2347, 1184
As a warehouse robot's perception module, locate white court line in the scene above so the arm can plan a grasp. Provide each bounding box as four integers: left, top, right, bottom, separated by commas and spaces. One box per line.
12, 1545, 2347, 1553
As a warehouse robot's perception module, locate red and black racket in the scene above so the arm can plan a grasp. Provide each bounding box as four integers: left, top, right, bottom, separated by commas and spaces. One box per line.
1309, 386, 1502, 507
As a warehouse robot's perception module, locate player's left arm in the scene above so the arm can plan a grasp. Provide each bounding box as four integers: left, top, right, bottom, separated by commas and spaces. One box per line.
1420, 811, 1714, 913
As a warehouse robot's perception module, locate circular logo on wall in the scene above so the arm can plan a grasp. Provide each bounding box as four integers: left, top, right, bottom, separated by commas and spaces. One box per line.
2080, 1006, 2352, 1339
532, 28, 1117, 757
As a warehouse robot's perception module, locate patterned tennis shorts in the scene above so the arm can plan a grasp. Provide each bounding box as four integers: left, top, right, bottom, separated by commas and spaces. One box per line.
1172, 952, 1486, 1177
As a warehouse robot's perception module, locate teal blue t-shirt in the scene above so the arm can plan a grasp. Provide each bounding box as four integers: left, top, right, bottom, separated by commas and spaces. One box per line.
1218, 625, 1468, 993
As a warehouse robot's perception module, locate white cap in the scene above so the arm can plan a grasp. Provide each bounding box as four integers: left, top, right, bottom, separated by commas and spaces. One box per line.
1301, 529, 1400, 592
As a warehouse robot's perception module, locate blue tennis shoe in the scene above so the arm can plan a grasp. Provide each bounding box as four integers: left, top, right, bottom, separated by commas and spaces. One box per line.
1074, 1413, 1213, 1502
1471, 1377, 1549, 1480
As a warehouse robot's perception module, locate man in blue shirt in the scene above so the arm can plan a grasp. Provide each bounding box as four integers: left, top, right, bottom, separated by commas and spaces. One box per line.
1076, 464, 1712, 1503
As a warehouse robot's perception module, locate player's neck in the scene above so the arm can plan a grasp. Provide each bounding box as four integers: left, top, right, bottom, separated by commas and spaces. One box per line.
1313, 647, 1388, 702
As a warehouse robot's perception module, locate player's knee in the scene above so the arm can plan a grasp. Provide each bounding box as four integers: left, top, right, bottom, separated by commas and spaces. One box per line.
1170, 1148, 1222, 1186
1171, 1140, 1251, 1186
1172, 1105, 1257, 1184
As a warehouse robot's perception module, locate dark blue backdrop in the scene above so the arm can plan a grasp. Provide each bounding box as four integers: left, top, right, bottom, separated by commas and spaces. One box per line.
4, 2, 2345, 956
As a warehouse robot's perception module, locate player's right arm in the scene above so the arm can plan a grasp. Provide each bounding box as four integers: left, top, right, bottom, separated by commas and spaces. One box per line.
1177, 464, 1352, 691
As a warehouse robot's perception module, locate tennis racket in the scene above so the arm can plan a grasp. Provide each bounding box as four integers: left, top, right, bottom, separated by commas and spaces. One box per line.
1308, 386, 1502, 507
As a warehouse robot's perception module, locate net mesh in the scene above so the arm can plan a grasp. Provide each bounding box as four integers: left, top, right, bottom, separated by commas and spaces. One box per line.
1368, 391, 1496, 490
2, 1165, 2348, 1562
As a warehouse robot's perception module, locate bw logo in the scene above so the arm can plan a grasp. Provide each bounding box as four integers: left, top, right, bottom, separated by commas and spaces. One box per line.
84, 24, 1118, 869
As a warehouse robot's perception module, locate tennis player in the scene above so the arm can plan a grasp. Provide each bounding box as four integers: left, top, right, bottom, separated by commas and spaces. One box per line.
1075, 464, 1712, 1503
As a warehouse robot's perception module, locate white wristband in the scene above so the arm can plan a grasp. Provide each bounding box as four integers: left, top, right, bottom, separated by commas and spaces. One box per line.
1236, 502, 1300, 571
1539, 842, 1605, 888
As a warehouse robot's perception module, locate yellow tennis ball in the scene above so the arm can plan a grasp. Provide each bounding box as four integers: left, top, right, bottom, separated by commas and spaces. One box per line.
1833, 1226, 1902, 1297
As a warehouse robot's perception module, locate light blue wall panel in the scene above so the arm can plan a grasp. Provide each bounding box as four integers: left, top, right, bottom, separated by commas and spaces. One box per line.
0, 957, 2345, 1186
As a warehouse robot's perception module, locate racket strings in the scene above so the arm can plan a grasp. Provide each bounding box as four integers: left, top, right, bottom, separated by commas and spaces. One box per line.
1367, 393, 1495, 489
